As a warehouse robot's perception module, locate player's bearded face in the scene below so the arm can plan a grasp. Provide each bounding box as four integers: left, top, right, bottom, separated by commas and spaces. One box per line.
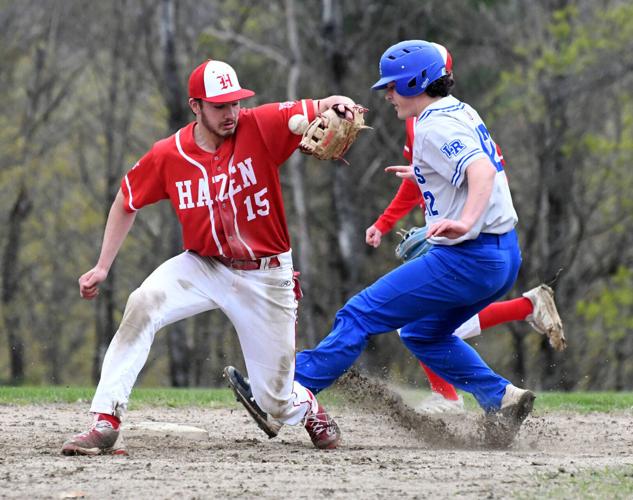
199, 100, 240, 137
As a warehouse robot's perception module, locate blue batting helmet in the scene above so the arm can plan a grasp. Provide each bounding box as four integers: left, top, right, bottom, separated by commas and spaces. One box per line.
371, 40, 450, 96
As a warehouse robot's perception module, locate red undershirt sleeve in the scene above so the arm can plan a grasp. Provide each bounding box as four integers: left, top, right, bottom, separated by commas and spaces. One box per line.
373, 178, 424, 234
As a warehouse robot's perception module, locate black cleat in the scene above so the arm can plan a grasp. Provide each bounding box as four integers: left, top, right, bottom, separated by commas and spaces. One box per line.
223, 366, 282, 438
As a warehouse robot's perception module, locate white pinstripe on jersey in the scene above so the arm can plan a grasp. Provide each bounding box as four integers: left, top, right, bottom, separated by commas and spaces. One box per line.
175, 129, 225, 256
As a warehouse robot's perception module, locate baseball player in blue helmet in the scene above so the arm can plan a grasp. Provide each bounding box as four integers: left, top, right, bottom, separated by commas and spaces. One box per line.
229, 40, 535, 448
372, 40, 450, 96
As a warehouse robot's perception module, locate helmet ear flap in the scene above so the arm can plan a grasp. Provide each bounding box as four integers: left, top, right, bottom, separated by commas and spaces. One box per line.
405, 69, 428, 93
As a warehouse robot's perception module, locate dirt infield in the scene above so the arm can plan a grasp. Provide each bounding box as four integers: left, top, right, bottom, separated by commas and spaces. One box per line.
1, 387, 633, 499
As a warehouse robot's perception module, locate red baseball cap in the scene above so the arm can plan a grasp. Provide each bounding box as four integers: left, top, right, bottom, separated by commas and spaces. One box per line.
188, 60, 255, 103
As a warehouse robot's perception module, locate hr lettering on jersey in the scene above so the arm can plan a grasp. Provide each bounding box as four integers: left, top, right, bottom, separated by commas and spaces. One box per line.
441, 139, 466, 158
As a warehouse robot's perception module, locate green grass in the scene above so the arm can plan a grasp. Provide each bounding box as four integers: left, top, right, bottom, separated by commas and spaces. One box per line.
0, 386, 632, 413
530, 391, 633, 413
398, 388, 633, 413
515, 466, 633, 500
0, 386, 236, 409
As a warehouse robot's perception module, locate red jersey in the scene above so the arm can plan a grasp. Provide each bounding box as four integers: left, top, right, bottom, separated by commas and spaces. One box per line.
372, 116, 506, 234
121, 99, 316, 258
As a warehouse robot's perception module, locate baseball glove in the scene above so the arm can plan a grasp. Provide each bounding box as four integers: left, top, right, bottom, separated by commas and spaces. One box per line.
299, 104, 370, 163
394, 226, 434, 262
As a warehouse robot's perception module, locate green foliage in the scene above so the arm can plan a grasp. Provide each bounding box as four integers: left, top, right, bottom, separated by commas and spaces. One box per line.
576, 267, 633, 389
2, 0, 633, 392
578, 267, 633, 339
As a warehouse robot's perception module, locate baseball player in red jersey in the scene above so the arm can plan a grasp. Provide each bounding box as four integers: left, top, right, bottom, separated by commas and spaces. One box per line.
61, 59, 354, 455
367, 118, 565, 414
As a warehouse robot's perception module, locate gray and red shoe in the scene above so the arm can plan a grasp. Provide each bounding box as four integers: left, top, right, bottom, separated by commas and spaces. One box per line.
523, 284, 566, 351
61, 417, 127, 456
484, 384, 536, 449
304, 400, 341, 450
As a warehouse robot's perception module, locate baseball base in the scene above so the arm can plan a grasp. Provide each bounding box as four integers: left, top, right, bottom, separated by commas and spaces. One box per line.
124, 421, 209, 441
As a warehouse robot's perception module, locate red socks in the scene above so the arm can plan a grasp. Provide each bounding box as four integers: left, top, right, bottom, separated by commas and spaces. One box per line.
96, 413, 121, 429
420, 362, 459, 400
478, 297, 533, 330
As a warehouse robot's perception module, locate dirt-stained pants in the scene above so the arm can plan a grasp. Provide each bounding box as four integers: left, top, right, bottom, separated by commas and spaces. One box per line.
91, 250, 314, 425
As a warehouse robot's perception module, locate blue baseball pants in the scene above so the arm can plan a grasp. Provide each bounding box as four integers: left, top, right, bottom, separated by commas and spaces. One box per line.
295, 230, 521, 412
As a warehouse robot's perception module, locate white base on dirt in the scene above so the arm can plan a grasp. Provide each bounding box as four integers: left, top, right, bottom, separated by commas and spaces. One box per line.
124, 421, 209, 441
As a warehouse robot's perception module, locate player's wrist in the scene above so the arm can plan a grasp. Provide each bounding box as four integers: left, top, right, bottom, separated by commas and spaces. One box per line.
373, 220, 390, 234
94, 263, 111, 276
458, 219, 472, 230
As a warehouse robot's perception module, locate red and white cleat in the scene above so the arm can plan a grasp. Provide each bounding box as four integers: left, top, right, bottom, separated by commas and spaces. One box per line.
61, 416, 127, 456
304, 401, 341, 450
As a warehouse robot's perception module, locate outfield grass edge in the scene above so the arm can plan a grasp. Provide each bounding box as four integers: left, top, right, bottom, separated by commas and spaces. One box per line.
1, 386, 633, 412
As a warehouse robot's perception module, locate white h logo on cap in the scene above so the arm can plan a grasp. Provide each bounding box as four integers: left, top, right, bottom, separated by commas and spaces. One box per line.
203, 61, 240, 98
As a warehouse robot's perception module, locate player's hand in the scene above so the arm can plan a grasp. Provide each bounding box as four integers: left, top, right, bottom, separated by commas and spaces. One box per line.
385, 165, 414, 181
333, 102, 356, 120
365, 225, 383, 248
318, 96, 356, 119
426, 219, 470, 239
78, 267, 108, 300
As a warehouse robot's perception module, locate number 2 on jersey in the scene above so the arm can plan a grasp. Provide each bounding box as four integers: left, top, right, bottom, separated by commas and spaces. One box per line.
423, 191, 438, 216
476, 124, 503, 172
415, 165, 439, 217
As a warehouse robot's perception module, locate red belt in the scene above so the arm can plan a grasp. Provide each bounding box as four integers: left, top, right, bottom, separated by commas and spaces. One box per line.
215, 255, 281, 271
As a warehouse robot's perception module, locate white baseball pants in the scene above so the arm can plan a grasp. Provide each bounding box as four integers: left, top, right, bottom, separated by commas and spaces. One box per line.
452, 314, 481, 340
90, 250, 314, 425
396, 314, 481, 340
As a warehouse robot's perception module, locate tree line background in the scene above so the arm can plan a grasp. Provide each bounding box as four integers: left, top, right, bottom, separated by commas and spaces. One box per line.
1, 0, 632, 391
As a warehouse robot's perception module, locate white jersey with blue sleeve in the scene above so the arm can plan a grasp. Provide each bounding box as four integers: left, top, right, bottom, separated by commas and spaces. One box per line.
412, 95, 517, 245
